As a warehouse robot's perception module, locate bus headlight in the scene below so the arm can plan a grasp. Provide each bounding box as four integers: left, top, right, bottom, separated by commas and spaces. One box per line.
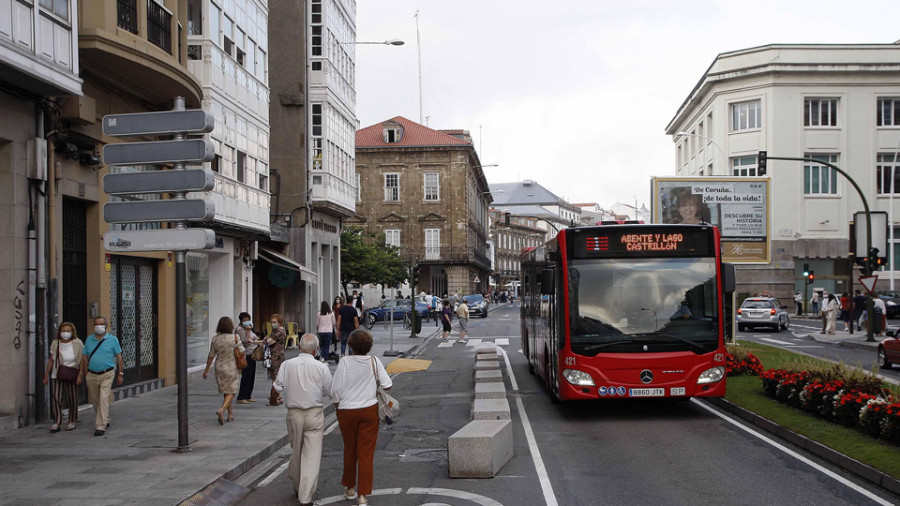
562, 369, 596, 386
697, 366, 725, 384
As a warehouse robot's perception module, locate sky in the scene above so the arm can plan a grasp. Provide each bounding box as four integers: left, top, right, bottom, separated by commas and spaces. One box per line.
355, 1, 900, 210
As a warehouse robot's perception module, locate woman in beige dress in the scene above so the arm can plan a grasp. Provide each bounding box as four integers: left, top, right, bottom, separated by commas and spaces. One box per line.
203, 316, 245, 425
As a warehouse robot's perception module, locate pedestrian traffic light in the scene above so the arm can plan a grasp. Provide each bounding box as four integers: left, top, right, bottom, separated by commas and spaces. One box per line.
802, 263, 809, 277
807, 271, 815, 283
758, 151, 767, 176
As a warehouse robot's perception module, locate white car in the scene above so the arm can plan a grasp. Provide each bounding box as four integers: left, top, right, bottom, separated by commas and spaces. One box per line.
737, 297, 790, 332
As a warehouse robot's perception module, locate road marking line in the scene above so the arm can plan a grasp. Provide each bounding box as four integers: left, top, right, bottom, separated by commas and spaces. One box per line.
759, 337, 794, 345
466, 338, 484, 346
495, 338, 509, 346
406, 487, 504, 505
497, 347, 557, 506
692, 399, 895, 506
437, 342, 453, 348
256, 460, 288, 488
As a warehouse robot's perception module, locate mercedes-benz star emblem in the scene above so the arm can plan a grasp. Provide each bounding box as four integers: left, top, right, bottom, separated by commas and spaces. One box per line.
640, 370, 653, 384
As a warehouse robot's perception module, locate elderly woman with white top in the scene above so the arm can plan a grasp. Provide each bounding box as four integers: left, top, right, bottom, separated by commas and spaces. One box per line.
330, 329, 392, 506
42, 322, 84, 432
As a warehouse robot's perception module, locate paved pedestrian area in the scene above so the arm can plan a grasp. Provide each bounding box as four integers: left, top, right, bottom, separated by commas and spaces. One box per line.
0, 324, 436, 506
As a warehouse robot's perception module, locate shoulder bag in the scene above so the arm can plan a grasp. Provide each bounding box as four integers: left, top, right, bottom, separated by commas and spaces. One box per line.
55, 341, 81, 383
371, 357, 398, 424
233, 335, 247, 370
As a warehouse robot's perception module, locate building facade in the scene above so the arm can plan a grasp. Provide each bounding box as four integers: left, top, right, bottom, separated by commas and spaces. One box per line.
180, 0, 271, 368
353, 117, 492, 297
267, 0, 353, 335
667, 44, 900, 302
488, 209, 544, 295
0, 0, 82, 428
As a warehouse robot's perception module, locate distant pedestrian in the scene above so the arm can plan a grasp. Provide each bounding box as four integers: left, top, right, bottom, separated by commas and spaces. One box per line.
317, 301, 336, 362
43, 322, 83, 432
440, 299, 453, 343
456, 297, 469, 344
853, 290, 866, 331
331, 330, 392, 506
823, 294, 839, 334
265, 314, 287, 406
332, 297, 344, 358
235, 312, 260, 404
274, 334, 333, 506
793, 291, 803, 316
874, 294, 887, 336
203, 316, 245, 424
81, 316, 124, 437
336, 297, 360, 360
840, 292, 850, 327
810, 290, 820, 316
820, 291, 829, 332
432, 293, 441, 326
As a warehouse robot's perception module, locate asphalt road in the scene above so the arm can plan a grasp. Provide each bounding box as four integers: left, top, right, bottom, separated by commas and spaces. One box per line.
238, 304, 899, 505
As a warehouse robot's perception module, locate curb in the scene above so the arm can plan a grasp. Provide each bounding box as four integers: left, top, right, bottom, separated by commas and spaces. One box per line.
705, 397, 900, 496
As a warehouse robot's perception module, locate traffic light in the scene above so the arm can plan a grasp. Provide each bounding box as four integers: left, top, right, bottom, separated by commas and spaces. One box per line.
807, 271, 815, 283
758, 151, 767, 176
411, 265, 420, 291
503, 212, 511, 226
802, 263, 809, 278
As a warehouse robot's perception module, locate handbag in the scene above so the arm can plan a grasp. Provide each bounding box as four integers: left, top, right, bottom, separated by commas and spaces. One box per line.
233, 336, 247, 370
251, 344, 265, 362
371, 357, 399, 424
55, 341, 80, 383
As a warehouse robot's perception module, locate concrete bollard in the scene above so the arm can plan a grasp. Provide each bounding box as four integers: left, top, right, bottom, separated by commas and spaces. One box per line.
448, 420, 513, 478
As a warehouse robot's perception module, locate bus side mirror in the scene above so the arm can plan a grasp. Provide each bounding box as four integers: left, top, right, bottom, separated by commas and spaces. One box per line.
722, 263, 735, 293
540, 269, 554, 295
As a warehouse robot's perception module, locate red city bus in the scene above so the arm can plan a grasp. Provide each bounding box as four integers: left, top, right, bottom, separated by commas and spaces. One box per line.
520, 224, 735, 402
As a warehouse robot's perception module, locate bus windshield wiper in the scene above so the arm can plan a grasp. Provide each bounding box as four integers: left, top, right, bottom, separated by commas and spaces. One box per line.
581, 339, 635, 351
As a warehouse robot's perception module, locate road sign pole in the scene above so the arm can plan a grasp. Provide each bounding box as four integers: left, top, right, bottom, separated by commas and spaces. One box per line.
170, 97, 192, 453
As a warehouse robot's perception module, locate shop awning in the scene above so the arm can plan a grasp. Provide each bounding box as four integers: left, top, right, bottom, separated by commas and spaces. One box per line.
259, 247, 318, 284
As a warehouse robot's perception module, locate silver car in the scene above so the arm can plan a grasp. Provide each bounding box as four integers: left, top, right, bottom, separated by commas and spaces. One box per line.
737, 297, 790, 332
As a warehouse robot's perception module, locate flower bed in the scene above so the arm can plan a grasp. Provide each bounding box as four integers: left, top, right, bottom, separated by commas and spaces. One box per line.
761, 366, 898, 445
725, 346, 763, 377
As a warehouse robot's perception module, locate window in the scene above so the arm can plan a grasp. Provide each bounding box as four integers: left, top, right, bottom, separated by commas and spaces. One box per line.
876, 153, 900, 194
147, 0, 172, 54
384, 173, 399, 201
312, 61, 322, 71
731, 100, 761, 131
40, 0, 69, 20
209, 2, 220, 46
385, 229, 400, 248
312, 104, 322, 136
187, 0, 201, 35
236, 151, 246, 183
424, 173, 439, 201
117, 0, 138, 33
804, 98, 837, 127
425, 229, 440, 260
803, 154, 838, 194
211, 155, 221, 173
877, 98, 900, 127
223, 16, 234, 56
731, 155, 759, 177
356, 173, 361, 202
259, 174, 268, 191
384, 127, 402, 143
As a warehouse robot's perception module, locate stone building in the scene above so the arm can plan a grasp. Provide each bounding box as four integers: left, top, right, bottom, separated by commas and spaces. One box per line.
488, 209, 545, 296
667, 43, 900, 301
353, 117, 492, 297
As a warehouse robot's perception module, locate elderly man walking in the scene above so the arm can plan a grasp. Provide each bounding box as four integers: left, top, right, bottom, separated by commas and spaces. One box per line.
274, 334, 333, 506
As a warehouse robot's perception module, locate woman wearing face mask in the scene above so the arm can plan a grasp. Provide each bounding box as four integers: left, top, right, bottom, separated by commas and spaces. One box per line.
331, 297, 343, 360
235, 312, 260, 404
43, 322, 84, 432
264, 313, 287, 406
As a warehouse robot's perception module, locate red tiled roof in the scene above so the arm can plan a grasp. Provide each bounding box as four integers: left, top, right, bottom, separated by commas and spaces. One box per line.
356, 116, 471, 148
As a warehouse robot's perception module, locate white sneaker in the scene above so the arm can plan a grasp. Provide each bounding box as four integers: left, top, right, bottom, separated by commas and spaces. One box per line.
344, 487, 357, 500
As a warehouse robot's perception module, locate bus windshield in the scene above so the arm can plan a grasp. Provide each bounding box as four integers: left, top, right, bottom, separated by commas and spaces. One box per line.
567, 257, 719, 354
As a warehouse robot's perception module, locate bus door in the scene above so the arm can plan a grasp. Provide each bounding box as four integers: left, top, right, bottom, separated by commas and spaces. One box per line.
541, 266, 560, 394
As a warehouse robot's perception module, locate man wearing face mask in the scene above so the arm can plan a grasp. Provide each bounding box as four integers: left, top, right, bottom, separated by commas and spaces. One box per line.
80, 316, 124, 436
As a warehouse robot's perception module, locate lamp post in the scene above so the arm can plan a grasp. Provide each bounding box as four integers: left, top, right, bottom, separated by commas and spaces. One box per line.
675, 131, 727, 174
346, 39, 405, 46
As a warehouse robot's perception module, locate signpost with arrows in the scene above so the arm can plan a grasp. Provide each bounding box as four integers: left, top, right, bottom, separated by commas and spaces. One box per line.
102, 97, 216, 452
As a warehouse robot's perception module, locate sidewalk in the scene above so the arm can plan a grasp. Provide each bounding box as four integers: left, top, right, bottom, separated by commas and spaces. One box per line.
789, 314, 888, 350
0, 323, 439, 506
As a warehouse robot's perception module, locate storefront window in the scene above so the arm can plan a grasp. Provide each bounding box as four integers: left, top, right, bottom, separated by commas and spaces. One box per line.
186, 253, 210, 367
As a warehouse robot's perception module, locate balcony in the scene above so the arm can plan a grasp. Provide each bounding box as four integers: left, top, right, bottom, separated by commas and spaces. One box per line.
79, 0, 202, 107
188, 41, 269, 126
187, 171, 270, 235
402, 246, 492, 270
310, 171, 356, 217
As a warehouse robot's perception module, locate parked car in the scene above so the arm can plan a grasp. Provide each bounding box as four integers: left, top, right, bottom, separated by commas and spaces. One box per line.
362, 299, 431, 327
737, 297, 789, 332
462, 294, 489, 318
877, 292, 900, 318
878, 329, 900, 369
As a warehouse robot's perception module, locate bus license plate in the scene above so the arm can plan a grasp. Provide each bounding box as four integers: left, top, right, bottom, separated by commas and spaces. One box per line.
629, 388, 665, 397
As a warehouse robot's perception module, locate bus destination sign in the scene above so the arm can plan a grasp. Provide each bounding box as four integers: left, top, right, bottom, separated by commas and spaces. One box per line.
574, 226, 713, 258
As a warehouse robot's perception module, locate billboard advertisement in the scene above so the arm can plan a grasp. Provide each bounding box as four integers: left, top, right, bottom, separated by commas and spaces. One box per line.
651, 177, 770, 263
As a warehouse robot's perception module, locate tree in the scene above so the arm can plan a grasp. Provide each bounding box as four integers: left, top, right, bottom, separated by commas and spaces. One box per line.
340, 226, 408, 298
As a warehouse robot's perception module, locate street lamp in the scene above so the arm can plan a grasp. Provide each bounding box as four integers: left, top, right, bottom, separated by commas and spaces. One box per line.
474, 164, 499, 169
675, 131, 727, 174
346, 39, 405, 46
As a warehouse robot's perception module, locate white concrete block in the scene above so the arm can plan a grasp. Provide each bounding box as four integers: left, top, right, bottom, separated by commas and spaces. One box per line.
474, 370, 503, 383
474, 361, 500, 371
448, 420, 513, 478
475, 382, 506, 400
475, 353, 499, 362
472, 398, 511, 420
475, 343, 498, 354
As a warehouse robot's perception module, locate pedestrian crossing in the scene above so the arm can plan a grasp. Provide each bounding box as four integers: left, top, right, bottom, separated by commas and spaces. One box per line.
437, 335, 511, 348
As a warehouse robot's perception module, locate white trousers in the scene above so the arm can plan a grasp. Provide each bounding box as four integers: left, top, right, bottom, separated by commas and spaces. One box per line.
286, 406, 325, 503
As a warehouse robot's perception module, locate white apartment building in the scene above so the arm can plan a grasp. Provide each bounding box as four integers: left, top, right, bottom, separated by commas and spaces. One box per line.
667, 43, 900, 301
184, 0, 271, 367
305, 0, 357, 329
